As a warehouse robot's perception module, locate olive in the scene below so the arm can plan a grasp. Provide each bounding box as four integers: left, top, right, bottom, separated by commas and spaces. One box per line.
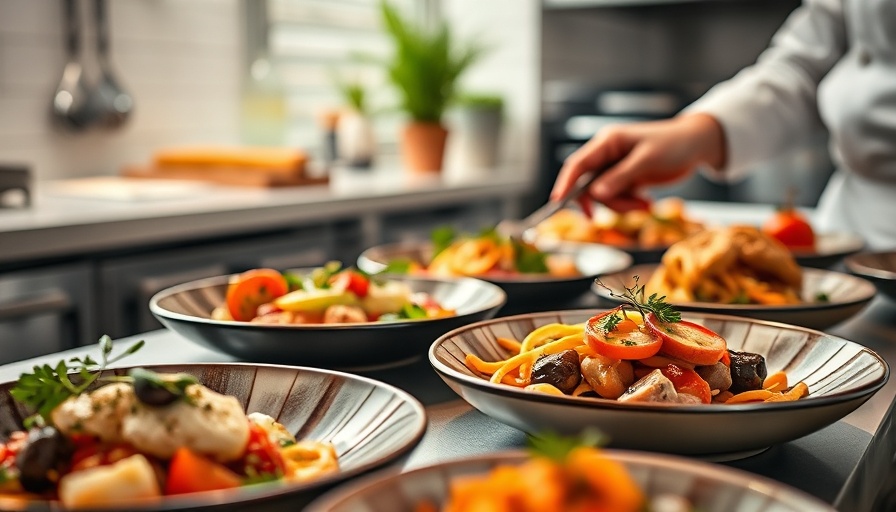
531, 349, 582, 395
15, 426, 73, 493
131, 368, 180, 406
728, 350, 768, 394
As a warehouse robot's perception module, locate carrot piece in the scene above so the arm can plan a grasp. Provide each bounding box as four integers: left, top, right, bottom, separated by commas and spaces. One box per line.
496, 337, 522, 353
764, 382, 809, 402
725, 389, 776, 404
565, 447, 644, 512
165, 447, 242, 495
763, 371, 788, 392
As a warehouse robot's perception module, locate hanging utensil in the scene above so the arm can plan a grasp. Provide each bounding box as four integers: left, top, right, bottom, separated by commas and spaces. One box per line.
88, 0, 133, 128
52, 0, 93, 130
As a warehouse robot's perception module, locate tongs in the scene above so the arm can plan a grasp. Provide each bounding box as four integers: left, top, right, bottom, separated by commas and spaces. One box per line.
497, 170, 602, 241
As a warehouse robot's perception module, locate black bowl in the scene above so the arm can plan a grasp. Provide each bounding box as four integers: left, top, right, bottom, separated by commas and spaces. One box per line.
150, 274, 506, 370
845, 251, 896, 301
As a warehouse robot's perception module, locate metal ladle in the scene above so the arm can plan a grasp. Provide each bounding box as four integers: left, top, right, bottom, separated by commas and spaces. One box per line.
88, 0, 133, 128
52, 0, 93, 129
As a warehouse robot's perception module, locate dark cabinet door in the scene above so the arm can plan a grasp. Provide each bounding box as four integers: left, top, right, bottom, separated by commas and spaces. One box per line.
0, 262, 96, 364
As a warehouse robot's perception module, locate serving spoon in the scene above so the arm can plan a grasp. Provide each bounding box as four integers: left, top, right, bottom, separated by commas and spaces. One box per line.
52, 0, 93, 130
88, 0, 133, 128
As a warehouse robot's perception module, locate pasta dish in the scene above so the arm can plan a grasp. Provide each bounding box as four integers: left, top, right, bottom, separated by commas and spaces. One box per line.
645, 225, 804, 305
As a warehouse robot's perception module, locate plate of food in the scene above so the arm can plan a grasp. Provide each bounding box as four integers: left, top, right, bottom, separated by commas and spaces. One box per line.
307, 441, 834, 511
760, 205, 864, 268
527, 198, 704, 264
150, 263, 505, 369
844, 251, 896, 301
0, 338, 427, 511
428, 292, 887, 458
356, 227, 633, 305
593, 226, 875, 330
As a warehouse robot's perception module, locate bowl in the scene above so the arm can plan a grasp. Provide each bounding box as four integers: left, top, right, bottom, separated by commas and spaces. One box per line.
791, 232, 865, 269
150, 274, 505, 370
593, 264, 876, 330
357, 241, 632, 306
429, 310, 888, 459
306, 450, 835, 512
844, 251, 896, 301
0, 363, 427, 511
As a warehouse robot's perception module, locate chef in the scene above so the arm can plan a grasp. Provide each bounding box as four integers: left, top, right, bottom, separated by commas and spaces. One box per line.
551, 0, 896, 249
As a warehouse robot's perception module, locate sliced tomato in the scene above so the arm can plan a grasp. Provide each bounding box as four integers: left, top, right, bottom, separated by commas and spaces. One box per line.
234, 423, 286, 479
585, 309, 662, 360
226, 269, 289, 321
644, 313, 727, 366
165, 447, 242, 495
660, 364, 711, 404
330, 270, 370, 298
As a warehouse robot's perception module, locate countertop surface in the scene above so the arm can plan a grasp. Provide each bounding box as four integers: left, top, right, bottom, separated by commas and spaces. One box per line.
0, 167, 531, 264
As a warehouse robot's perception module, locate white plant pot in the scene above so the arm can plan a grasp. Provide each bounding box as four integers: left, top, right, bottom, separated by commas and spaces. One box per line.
336, 110, 375, 168
453, 107, 502, 171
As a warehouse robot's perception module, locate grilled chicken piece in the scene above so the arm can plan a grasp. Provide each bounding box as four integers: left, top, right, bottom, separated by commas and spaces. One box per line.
581, 355, 634, 400
618, 370, 680, 403
52, 383, 135, 444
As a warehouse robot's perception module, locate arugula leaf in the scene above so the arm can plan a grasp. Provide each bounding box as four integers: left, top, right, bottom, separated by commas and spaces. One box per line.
10, 336, 145, 424
527, 429, 607, 462
381, 258, 414, 275
512, 239, 549, 274
431, 226, 457, 257
399, 303, 428, 320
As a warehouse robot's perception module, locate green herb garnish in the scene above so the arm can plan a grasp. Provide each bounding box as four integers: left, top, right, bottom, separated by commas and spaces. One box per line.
10, 335, 145, 424
310, 261, 344, 289
283, 272, 303, 292
595, 275, 681, 327
381, 258, 414, 275
815, 291, 830, 303
431, 225, 457, 258
527, 429, 607, 462
512, 239, 549, 274
399, 303, 428, 320
597, 312, 623, 333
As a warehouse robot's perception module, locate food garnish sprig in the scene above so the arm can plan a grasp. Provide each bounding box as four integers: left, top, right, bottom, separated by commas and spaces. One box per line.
10, 335, 146, 426
594, 276, 681, 333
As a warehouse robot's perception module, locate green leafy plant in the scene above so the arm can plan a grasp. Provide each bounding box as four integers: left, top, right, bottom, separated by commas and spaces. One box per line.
335, 79, 368, 115
379, 2, 486, 123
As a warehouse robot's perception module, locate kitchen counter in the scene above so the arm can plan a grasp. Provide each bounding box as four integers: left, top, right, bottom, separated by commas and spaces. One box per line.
0, 293, 894, 511
0, 167, 531, 265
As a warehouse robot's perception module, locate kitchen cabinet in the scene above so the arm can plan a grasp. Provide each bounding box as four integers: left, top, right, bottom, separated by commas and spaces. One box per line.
0, 262, 96, 364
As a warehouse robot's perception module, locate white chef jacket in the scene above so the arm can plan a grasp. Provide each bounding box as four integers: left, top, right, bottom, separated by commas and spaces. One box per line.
686, 0, 896, 249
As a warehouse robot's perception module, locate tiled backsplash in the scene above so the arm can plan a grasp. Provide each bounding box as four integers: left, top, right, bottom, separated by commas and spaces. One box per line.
0, 0, 244, 181
0, 0, 541, 183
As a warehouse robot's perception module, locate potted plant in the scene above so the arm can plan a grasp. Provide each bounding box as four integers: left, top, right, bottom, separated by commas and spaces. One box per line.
334, 79, 375, 169
453, 92, 504, 171
379, 2, 484, 174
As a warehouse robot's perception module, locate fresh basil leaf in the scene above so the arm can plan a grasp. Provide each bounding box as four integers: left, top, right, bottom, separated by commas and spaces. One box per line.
512, 240, 549, 274
431, 226, 457, 257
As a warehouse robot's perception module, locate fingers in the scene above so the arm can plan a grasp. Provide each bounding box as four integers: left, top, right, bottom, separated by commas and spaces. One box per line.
550, 130, 625, 202
589, 144, 656, 201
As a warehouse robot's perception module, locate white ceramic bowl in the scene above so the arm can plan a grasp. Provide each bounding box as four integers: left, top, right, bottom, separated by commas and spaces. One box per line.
0, 363, 427, 511
594, 264, 876, 330
429, 310, 888, 459
307, 450, 835, 512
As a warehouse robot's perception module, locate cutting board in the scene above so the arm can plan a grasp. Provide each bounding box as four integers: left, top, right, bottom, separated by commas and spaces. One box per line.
122, 165, 329, 188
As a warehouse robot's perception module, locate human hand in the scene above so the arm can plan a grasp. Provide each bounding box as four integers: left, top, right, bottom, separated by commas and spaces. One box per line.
551, 113, 726, 213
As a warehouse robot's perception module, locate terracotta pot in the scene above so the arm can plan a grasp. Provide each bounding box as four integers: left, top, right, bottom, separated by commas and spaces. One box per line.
401, 122, 449, 174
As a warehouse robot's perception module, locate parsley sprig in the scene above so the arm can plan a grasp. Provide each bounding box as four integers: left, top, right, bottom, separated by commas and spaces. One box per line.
10, 335, 145, 425
527, 429, 607, 462
595, 275, 681, 332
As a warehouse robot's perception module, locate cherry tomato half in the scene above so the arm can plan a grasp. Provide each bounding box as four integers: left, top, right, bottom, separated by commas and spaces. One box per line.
226, 269, 289, 322
585, 309, 663, 360
644, 312, 727, 366
330, 270, 370, 298
234, 423, 286, 479
762, 209, 815, 249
